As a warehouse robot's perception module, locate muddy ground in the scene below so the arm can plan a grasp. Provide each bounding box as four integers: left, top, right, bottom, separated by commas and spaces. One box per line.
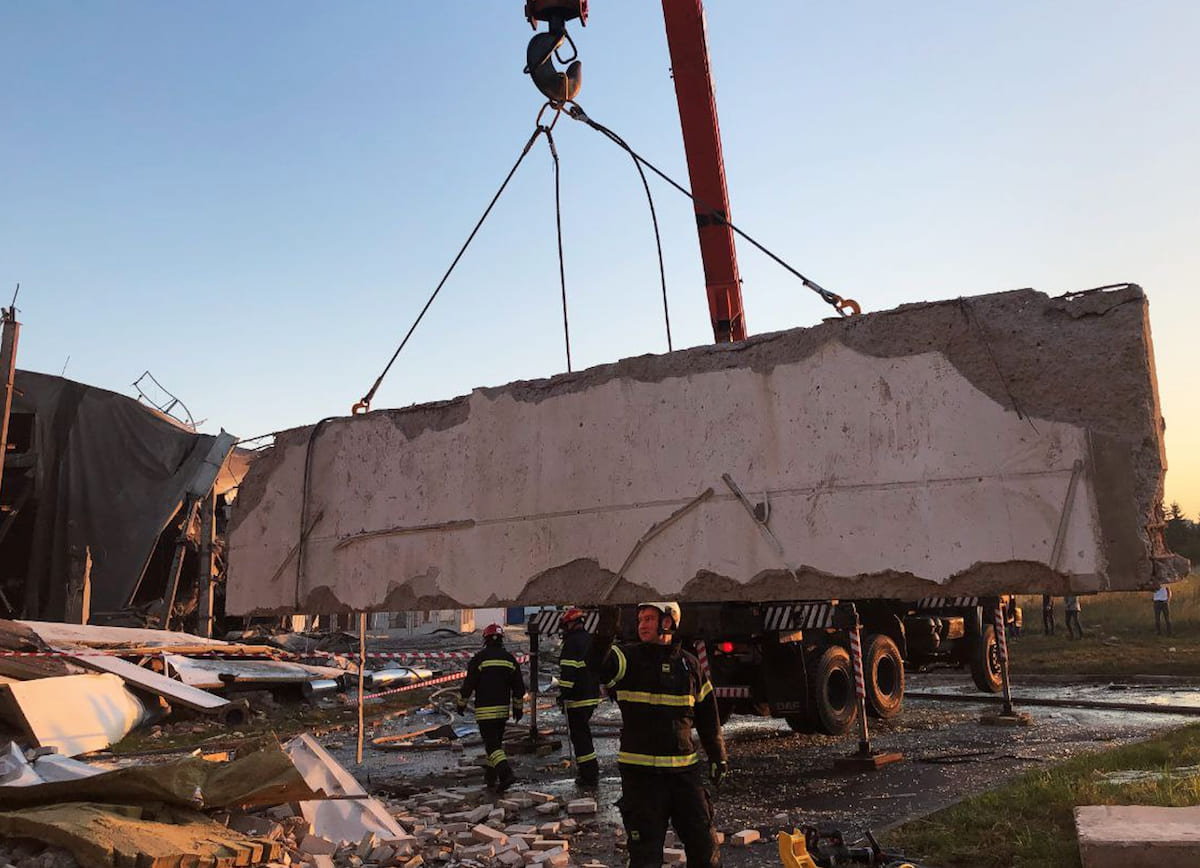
315, 668, 1198, 867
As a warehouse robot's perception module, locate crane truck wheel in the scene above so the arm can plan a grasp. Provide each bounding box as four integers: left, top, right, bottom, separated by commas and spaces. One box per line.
808, 645, 858, 736
863, 634, 905, 719
969, 624, 1004, 693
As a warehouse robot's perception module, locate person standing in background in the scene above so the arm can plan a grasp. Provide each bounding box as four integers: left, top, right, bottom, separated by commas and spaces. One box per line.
1042, 594, 1055, 636
1064, 595, 1083, 640
1154, 584, 1172, 636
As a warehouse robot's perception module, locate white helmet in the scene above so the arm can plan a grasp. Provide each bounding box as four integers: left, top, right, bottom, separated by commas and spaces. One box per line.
638, 601, 681, 631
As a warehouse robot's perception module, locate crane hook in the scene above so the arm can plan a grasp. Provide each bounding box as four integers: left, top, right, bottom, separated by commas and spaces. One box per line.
525, 23, 582, 103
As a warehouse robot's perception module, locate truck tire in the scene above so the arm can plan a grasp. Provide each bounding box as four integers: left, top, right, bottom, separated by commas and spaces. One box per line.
970, 625, 1004, 693
809, 646, 858, 736
863, 634, 904, 719
784, 713, 815, 734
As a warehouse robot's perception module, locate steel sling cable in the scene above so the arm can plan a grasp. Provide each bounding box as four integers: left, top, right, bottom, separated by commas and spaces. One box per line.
354, 125, 549, 415
299, 126, 548, 597
564, 103, 860, 318
543, 126, 573, 372
623, 137, 673, 352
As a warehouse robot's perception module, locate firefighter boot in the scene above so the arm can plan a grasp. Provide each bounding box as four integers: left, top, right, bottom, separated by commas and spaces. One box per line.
495, 760, 517, 794
484, 765, 497, 789
576, 757, 599, 787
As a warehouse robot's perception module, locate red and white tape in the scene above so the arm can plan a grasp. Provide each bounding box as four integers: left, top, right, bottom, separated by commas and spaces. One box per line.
0, 647, 480, 661
359, 654, 531, 702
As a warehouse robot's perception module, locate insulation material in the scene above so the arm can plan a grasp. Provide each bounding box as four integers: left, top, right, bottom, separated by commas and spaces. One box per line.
226, 286, 1186, 614
284, 734, 411, 844
0, 674, 148, 757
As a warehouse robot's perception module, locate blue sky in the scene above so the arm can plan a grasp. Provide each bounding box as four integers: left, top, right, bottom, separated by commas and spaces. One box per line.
3, 1, 1198, 513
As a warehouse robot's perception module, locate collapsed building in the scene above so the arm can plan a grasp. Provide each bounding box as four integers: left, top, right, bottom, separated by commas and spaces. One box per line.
0, 370, 245, 629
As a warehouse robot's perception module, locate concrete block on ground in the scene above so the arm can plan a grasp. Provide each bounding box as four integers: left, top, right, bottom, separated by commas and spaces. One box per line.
663, 848, 686, 864
227, 286, 1184, 614
1076, 805, 1200, 868
731, 830, 760, 846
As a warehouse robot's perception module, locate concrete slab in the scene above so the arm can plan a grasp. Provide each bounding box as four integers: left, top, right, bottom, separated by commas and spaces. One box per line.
1075, 805, 1200, 868
226, 286, 1185, 614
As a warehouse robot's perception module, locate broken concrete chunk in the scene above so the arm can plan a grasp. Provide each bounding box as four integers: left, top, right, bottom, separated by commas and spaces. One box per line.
228, 286, 1183, 615
565, 799, 596, 815
1075, 805, 1200, 868
731, 829, 760, 846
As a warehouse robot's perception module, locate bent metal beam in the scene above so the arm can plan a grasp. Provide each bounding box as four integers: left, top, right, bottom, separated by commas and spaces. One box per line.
226, 285, 1186, 614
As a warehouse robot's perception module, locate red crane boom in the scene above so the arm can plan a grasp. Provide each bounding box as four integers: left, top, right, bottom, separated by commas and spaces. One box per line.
660, 0, 746, 343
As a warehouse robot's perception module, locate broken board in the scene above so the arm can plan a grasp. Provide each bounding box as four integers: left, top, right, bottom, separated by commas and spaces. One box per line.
70, 653, 229, 712
226, 286, 1186, 613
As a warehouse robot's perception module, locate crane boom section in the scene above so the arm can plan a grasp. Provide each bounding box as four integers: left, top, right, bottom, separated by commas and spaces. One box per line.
661, 0, 746, 342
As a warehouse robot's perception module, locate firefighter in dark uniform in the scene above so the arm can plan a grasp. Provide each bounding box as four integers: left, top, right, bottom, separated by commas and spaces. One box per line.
457, 623, 526, 793
587, 601, 727, 868
557, 607, 601, 786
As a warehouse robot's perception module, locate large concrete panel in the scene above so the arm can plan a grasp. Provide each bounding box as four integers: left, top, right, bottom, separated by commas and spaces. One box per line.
226, 285, 1185, 614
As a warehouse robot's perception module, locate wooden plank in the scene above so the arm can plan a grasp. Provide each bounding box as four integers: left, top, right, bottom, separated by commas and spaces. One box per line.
71, 654, 229, 712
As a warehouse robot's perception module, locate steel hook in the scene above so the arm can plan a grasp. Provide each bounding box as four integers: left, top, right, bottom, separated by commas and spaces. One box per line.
525, 28, 582, 103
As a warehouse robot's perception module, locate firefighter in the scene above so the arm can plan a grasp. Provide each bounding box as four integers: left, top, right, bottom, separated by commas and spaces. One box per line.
587, 601, 727, 868
557, 607, 601, 786
457, 623, 526, 793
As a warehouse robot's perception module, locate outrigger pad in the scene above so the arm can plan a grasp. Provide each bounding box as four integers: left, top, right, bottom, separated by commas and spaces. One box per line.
227, 285, 1185, 615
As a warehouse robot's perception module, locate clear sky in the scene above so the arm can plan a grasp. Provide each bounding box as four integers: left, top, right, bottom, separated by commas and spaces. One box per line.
3, 2, 1198, 515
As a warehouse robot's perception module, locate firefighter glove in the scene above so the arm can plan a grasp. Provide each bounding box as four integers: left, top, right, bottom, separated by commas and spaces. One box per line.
710, 760, 729, 786
512, 703, 525, 722
455, 696, 467, 714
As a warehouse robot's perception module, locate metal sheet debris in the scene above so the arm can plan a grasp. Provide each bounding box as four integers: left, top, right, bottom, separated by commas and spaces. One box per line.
0, 673, 149, 757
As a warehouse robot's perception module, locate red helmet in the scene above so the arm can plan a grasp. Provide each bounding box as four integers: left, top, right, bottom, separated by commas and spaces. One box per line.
483, 623, 504, 641
561, 608, 584, 629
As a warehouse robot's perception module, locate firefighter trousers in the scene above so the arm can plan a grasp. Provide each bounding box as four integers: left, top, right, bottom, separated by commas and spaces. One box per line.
616, 765, 720, 867
566, 706, 599, 782
478, 719, 514, 786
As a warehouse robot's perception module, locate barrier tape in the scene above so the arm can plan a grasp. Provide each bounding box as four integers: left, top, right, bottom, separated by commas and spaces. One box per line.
359, 654, 531, 702
694, 640, 712, 681
0, 647, 481, 661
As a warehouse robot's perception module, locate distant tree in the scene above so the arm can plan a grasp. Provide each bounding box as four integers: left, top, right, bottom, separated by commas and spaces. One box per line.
1164, 502, 1200, 567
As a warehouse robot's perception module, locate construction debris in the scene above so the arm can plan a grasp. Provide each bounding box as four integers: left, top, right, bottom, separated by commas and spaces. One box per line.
0, 673, 151, 757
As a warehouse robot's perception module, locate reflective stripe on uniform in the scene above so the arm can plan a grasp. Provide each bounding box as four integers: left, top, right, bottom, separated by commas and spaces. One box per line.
617, 751, 698, 769
576, 752, 597, 763
560, 659, 587, 668
488, 749, 507, 767
616, 690, 694, 708
480, 659, 516, 671
475, 705, 509, 720
607, 646, 627, 687
565, 698, 602, 709
558, 680, 575, 689
698, 680, 713, 702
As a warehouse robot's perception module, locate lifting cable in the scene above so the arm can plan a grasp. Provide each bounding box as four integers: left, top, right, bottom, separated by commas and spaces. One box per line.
564, 102, 861, 319
544, 125, 573, 373
354, 125, 548, 416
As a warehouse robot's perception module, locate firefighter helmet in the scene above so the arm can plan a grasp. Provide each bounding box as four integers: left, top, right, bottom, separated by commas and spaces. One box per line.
482, 623, 504, 642
561, 607, 585, 630
637, 601, 681, 631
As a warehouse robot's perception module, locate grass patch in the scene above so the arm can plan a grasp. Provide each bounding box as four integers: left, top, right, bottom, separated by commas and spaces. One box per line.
1010, 573, 1200, 677
885, 723, 1200, 868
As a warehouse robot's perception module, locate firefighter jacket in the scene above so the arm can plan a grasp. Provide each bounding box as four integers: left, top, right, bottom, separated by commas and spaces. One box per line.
461, 643, 526, 722
587, 636, 726, 772
557, 627, 601, 710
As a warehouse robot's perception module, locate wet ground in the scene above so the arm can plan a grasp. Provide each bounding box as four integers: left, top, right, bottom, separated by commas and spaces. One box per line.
318, 669, 1199, 867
